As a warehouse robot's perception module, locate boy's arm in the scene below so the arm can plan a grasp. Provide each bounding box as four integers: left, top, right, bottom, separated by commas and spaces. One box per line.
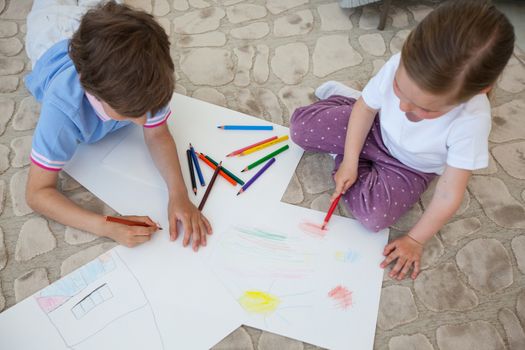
26, 163, 157, 247
381, 165, 471, 279
143, 124, 212, 251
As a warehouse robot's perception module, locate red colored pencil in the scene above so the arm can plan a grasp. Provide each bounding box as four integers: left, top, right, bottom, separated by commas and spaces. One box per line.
321, 194, 342, 230
197, 153, 237, 186
105, 216, 162, 230
226, 136, 278, 157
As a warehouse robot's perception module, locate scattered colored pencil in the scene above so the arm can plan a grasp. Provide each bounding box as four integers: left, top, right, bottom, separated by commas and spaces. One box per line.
186, 149, 197, 195
217, 125, 273, 131
198, 161, 222, 211
239, 135, 289, 156
197, 153, 237, 186
241, 144, 289, 172
105, 216, 162, 230
237, 158, 276, 195
202, 154, 245, 185
189, 143, 205, 187
321, 194, 342, 230
226, 136, 278, 157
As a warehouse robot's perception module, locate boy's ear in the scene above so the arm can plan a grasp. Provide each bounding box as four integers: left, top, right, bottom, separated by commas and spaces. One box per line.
480, 85, 492, 94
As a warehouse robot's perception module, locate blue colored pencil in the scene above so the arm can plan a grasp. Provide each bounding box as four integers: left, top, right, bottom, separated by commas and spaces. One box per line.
189, 143, 205, 187
217, 125, 274, 131
237, 158, 276, 195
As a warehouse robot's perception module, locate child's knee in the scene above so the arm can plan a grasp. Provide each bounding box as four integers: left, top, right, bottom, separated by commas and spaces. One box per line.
289, 106, 311, 147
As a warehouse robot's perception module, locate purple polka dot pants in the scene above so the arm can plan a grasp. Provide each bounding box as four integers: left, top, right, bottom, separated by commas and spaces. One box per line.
290, 95, 436, 232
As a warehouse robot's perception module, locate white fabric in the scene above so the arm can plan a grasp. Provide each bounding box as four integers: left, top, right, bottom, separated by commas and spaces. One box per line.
361, 53, 491, 175
315, 80, 362, 100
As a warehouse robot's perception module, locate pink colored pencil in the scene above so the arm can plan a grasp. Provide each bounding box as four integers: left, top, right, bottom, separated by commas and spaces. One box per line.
226, 136, 278, 157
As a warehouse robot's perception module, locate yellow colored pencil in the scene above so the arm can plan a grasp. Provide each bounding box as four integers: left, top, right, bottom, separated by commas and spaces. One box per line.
239, 135, 289, 156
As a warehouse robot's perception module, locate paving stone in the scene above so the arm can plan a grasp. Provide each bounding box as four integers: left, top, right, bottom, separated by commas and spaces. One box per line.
175, 83, 187, 95
234, 45, 254, 87
257, 88, 283, 125
492, 141, 525, 179
125, 0, 152, 12
0, 286, 4, 312
469, 176, 525, 229
192, 87, 227, 107
10, 168, 33, 216
498, 56, 525, 93
436, 320, 505, 350
0, 144, 8, 174
12, 96, 40, 131
317, 3, 353, 31
0, 76, 18, 93
0, 21, 16, 37
313, 35, 362, 78
15, 217, 57, 262
378, 285, 418, 330
391, 203, 422, 231
472, 154, 498, 175
359, 6, 380, 29
266, 0, 308, 15
278, 86, 315, 119
298, 153, 334, 194
157, 17, 171, 36
420, 235, 444, 269
310, 193, 338, 214
490, 99, 525, 143
439, 217, 481, 246
212, 327, 253, 350
414, 262, 478, 311
511, 235, 525, 275
271, 43, 309, 84
61, 242, 117, 277
258, 331, 304, 350
0, 0, 31, 20
189, 0, 211, 9
388, 6, 409, 28
372, 59, 386, 75
173, 8, 225, 34
421, 179, 469, 216
226, 4, 266, 24
274, 10, 313, 37
456, 238, 513, 293
359, 33, 386, 56
173, 0, 189, 11
0, 0, 5, 14
499, 308, 525, 350
0, 180, 4, 216
522, 189, 525, 202
58, 172, 82, 192
180, 48, 234, 85
14, 268, 49, 303
282, 173, 304, 205
389, 29, 410, 54
152, 0, 170, 16
10, 135, 32, 168
176, 31, 226, 47
388, 333, 434, 350
230, 22, 269, 40
0, 58, 24, 75
0, 226, 6, 271
517, 289, 525, 326
253, 44, 269, 84
407, 4, 433, 22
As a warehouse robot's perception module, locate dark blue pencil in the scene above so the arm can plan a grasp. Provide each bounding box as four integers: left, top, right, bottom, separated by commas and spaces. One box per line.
217, 125, 274, 131
186, 149, 197, 195
237, 158, 276, 195
189, 143, 205, 187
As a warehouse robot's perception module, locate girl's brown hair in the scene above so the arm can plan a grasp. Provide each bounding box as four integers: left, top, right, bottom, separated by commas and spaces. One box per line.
401, 0, 515, 103
69, 1, 174, 117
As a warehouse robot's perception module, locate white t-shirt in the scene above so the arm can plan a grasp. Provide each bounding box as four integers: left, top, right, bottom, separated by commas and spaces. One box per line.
361, 53, 491, 175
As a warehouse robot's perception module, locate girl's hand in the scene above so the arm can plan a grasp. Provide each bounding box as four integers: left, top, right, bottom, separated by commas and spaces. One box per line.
331, 160, 358, 201
100, 215, 158, 248
380, 235, 424, 280
168, 197, 212, 252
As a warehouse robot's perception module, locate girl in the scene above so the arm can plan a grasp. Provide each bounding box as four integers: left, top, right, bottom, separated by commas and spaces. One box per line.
290, 0, 515, 280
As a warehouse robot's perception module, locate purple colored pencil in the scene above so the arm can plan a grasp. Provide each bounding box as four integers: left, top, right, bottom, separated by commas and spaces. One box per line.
237, 158, 276, 195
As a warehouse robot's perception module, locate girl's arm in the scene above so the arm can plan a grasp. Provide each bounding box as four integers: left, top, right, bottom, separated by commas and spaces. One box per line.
381, 165, 471, 279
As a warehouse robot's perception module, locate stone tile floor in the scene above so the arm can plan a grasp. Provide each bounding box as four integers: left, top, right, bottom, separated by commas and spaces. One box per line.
0, 0, 524, 349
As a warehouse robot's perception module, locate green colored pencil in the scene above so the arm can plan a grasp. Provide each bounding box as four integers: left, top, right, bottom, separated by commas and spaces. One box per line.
241, 144, 289, 172
202, 154, 245, 185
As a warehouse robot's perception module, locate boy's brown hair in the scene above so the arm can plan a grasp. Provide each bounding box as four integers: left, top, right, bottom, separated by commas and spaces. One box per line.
69, 1, 174, 117
401, 0, 514, 103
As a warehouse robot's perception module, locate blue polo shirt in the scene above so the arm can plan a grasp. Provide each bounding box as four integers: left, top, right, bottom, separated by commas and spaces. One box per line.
25, 39, 171, 171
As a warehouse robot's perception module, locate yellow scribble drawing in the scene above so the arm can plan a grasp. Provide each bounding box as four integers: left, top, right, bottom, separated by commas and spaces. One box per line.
238, 290, 281, 314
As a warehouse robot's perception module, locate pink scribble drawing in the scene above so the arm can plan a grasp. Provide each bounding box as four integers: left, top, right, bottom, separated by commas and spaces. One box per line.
299, 221, 328, 238
328, 285, 353, 310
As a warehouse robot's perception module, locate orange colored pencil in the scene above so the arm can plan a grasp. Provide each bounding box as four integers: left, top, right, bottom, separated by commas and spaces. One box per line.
105, 216, 162, 230
197, 153, 237, 186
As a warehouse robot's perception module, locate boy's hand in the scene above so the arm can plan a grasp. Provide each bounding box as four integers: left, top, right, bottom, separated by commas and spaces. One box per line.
168, 197, 212, 252
380, 235, 424, 280
102, 215, 158, 248
331, 160, 358, 201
